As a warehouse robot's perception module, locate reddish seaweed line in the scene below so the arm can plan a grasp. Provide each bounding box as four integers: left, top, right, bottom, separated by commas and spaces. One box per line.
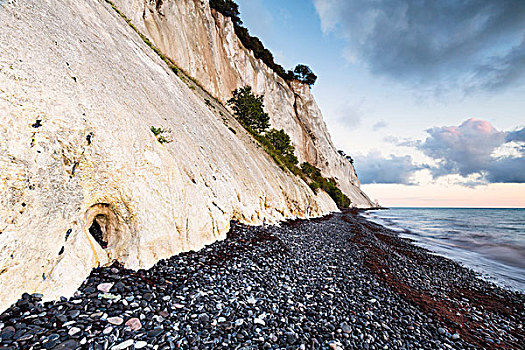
347, 215, 519, 350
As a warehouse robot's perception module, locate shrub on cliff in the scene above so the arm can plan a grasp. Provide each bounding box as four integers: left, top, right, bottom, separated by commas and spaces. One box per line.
338, 149, 355, 164
301, 162, 351, 208
293, 64, 317, 86
150, 126, 172, 144
265, 128, 298, 166
227, 86, 270, 134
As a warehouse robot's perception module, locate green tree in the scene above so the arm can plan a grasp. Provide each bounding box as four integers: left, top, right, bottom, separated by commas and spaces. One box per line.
209, 0, 242, 26
265, 128, 298, 165
293, 64, 317, 86
227, 86, 270, 134
301, 162, 321, 178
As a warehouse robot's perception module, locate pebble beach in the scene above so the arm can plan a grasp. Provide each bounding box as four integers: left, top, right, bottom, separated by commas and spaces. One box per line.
0, 210, 523, 349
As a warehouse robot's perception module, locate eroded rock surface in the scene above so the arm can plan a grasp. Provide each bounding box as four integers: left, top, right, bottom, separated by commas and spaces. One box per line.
0, 0, 339, 311
113, 0, 373, 207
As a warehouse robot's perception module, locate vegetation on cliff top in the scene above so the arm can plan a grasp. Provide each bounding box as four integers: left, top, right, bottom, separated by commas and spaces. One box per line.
209, 0, 317, 87
293, 64, 318, 87
228, 86, 351, 207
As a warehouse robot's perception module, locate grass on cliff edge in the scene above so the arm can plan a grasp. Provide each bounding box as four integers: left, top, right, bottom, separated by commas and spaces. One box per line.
104, 0, 179, 74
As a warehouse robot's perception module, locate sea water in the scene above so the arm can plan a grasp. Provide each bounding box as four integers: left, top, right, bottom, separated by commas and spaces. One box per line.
362, 208, 525, 292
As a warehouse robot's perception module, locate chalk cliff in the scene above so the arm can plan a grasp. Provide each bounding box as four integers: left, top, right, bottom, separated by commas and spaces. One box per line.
0, 0, 371, 311
113, 0, 373, 206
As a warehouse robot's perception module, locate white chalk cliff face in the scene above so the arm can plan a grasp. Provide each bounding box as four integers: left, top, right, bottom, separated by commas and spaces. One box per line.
113, 0, 373, 207
0, 0, 371, 312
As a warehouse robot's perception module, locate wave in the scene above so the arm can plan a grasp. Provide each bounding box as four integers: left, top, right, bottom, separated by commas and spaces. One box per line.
363, 208, 525, 292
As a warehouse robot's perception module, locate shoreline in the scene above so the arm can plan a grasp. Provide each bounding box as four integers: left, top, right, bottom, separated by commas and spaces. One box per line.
361, 207, 525, 293
1, 211, 523, 349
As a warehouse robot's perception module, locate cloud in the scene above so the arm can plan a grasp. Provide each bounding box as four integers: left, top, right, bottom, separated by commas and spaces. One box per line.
466, 36, 525, 92
416, 119, 525, 183
314, 0, 525, 91
418, 119, 507, 177
506, 126, 525, 142
354, 152, 423, 184
333, 102, 362, 126
485, 157, 525, 183
372, 120, 387, 131
361, 120, 525, 185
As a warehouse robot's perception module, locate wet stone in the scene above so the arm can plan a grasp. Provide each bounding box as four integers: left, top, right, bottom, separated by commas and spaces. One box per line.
0, 213, 522, 350
42, 339, 58, 349
51, 339, 79, 350
148, 328, 163, 338
68, 310, 80, 319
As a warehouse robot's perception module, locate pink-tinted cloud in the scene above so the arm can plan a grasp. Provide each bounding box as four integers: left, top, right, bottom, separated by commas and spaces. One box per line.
364, 119, 525, 185
419, 118, 507, 178
418, 119, 525, 183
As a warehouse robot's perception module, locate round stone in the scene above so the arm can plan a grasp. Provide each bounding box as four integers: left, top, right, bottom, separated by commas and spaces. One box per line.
198, 314, 210, 323
124, 317, 142, 331
68, 327, 81, 336
134, 341, 148, 349
341, 324, 352, 334
111, 339, 134, 350
107, 316, 124, 325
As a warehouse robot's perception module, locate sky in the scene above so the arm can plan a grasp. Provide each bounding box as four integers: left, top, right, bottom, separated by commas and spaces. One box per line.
235, 0, 525, 208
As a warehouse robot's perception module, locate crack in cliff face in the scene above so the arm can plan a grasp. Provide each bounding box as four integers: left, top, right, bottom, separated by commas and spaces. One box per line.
293, 94, 317, 142
292, 93, 318, 165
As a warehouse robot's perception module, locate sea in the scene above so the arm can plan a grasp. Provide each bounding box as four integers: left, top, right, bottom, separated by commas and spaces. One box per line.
362, 208, 525, 293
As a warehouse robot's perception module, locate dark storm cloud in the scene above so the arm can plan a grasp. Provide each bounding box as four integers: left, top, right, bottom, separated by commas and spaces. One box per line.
467, 37, 525, 92
416, 119, 525, 183
485, 157, 525, 183
418, 118, 507, 178
315, 0, 525, 91
354, 152, 423, 185
363, 119, 525, 185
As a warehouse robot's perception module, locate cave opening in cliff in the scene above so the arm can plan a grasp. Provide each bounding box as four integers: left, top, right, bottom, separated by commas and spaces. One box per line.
89, 214, 108, 249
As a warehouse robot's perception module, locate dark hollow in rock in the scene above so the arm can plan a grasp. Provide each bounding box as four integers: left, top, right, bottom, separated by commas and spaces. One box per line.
89, 217, 108, 249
